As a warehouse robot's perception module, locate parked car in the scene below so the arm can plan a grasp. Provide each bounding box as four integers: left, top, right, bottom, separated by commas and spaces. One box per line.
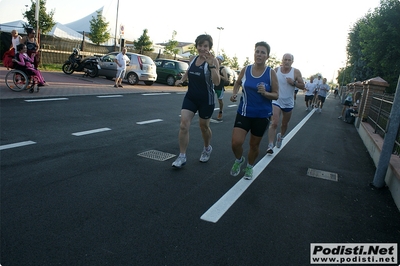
96, 52, 157, 85
154, 59, 189, 86
224, 67, 235, 86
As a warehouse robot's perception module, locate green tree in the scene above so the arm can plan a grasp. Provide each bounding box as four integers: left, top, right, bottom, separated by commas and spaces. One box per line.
89, 11, 111, 45
344, 0, 400, 92
243, 57, 251, 68
133, 29, 153, 53
267, 54, 281, 69
231, 56, 240, 70
23, 0, 55, 34
188, 46, 198, 56
164, 30, 179, 57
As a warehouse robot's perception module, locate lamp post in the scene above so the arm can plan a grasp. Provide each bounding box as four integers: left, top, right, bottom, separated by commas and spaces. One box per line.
216, 26, 224, 55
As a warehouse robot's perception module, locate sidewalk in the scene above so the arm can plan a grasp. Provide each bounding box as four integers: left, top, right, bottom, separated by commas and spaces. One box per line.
0, 66, 187, 99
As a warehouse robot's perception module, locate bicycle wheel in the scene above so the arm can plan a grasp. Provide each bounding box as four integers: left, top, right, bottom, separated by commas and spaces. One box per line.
5, 70, 29, 92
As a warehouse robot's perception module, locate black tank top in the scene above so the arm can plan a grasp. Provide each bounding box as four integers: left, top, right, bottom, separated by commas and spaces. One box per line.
26, 38, 38, 52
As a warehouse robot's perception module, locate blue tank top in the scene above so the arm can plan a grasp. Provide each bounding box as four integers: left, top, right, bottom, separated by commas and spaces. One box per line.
237, 65, 273, 118
185, 56, 215, 105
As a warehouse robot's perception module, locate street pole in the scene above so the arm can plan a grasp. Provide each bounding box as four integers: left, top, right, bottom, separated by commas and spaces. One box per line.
216, 27, 224, 55
371, 75, 400, 188
114, 0, 119, 51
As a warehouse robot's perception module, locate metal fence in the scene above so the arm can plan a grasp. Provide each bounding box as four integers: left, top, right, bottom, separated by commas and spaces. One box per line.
367, 93, 400, 156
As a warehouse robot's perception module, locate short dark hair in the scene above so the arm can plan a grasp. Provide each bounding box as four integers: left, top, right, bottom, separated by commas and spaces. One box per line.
195, 34, 213, 49
255, 41, 271, 56
16, 43, 25, 51
25, 28, 35, 34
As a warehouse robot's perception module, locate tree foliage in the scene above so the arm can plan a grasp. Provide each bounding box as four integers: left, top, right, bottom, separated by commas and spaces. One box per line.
89, 11, 111, 45
339, 0, 400, 93
164, 30, 179, 56
23, 0, 55, 34
133, 29, 154, 53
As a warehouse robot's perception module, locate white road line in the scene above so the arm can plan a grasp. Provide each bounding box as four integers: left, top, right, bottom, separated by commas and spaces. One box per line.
25, 98, 68, 102
200, 109, 316, 223
136, 119, 163, 125
97, 95, 123, 98
0, 141, 36, 151
72, 128, 111, 136
142, 93, 171, 96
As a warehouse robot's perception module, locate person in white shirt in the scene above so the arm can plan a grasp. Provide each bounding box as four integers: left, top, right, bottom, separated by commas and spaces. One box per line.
317, 78, 330, 113
266, 53, 304, 154
114, 47, 130, 88
312, 74, 323, 108
304, 76, 317, 111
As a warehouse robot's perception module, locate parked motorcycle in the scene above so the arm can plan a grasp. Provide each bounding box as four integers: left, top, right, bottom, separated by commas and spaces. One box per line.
62, 48, 100, 78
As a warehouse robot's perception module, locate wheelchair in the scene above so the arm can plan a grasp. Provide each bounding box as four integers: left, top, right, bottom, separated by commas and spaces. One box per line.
5, 68, 39, 92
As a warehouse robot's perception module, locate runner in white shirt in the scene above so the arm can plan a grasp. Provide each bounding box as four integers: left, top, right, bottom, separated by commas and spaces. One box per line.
304, 76, 317, 111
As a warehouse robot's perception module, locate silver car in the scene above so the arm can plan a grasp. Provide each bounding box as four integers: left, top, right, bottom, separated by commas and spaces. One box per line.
97, 52, 157, 85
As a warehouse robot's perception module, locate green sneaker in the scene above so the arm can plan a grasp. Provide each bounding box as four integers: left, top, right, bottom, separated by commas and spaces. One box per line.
230, 156, 244, 176
244, 166, 253, 180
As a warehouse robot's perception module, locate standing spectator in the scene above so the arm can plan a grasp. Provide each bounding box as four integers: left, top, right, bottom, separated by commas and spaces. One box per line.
229, 41, 279, 180
266, 53, 304, 154
317, 78, 330, 113
21, 28, 39, 68
2, 29, 22, 69
172, 34, 220, 168
305, 76, 316, 111
113, 47, 130, 88
214, 55, 229, 120
334, 85, 339, 98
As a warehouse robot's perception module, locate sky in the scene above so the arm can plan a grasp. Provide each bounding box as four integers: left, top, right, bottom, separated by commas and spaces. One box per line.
0, 0, 382, 81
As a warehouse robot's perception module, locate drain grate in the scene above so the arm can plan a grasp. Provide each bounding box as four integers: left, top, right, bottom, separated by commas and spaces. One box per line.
307, 168, 338, 182
137, 150, 176, 161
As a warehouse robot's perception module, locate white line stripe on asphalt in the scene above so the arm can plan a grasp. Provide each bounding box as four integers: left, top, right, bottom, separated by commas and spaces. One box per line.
136, 119, 163, 125
72, 128, 111, 136
0, 141, 36, 151
97, 95, 123, 98
200, 109, 316, 223
25, 98, 69, 102
142, 93, 171, 96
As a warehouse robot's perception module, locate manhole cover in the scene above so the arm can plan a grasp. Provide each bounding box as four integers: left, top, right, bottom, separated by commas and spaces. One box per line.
307, 168, 338, 182
137, 150, 176, 161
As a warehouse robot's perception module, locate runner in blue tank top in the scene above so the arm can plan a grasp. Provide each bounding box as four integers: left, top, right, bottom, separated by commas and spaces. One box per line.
229, 41, 279, 180
172, 34, 220, 169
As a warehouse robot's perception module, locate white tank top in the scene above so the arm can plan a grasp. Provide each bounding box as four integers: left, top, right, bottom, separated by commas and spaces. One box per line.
12, 36, 20, 51
272, 67, 295, 109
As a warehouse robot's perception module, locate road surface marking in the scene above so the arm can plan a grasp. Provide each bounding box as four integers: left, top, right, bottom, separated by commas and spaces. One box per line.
97, 95, 123, 98
25, 98, 69, 102
200, 109, 316, 223
72, 128, 111, 136
136, 119, 163, 125
0, 141, 36, 151
142, 93, 171, 96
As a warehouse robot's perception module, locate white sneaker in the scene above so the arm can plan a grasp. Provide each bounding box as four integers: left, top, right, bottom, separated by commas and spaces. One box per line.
266, 143, 274, 154
172, 155, 186, 168
276, 133, 283, 148
199, 145, 212, 163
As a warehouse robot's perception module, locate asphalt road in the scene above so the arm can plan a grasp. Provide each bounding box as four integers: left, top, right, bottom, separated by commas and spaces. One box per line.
1, 71, 399, 265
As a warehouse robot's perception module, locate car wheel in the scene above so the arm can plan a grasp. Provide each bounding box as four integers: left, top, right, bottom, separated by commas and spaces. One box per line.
127, 72, 139, 85
144, 81, 154, 86
106, 76, 114, 80
166, 75, 176, 86
87, 66, 98, 78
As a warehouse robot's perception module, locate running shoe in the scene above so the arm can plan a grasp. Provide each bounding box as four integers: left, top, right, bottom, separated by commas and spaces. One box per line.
217, 112, 223, 120
172, 155, 186, 168
230, 156, 245, 176
199, 146, 212, 163
276, 133, 283, 148
243, 166, 253, 180
338, 116, 343, 119
266, 143, 274, 154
